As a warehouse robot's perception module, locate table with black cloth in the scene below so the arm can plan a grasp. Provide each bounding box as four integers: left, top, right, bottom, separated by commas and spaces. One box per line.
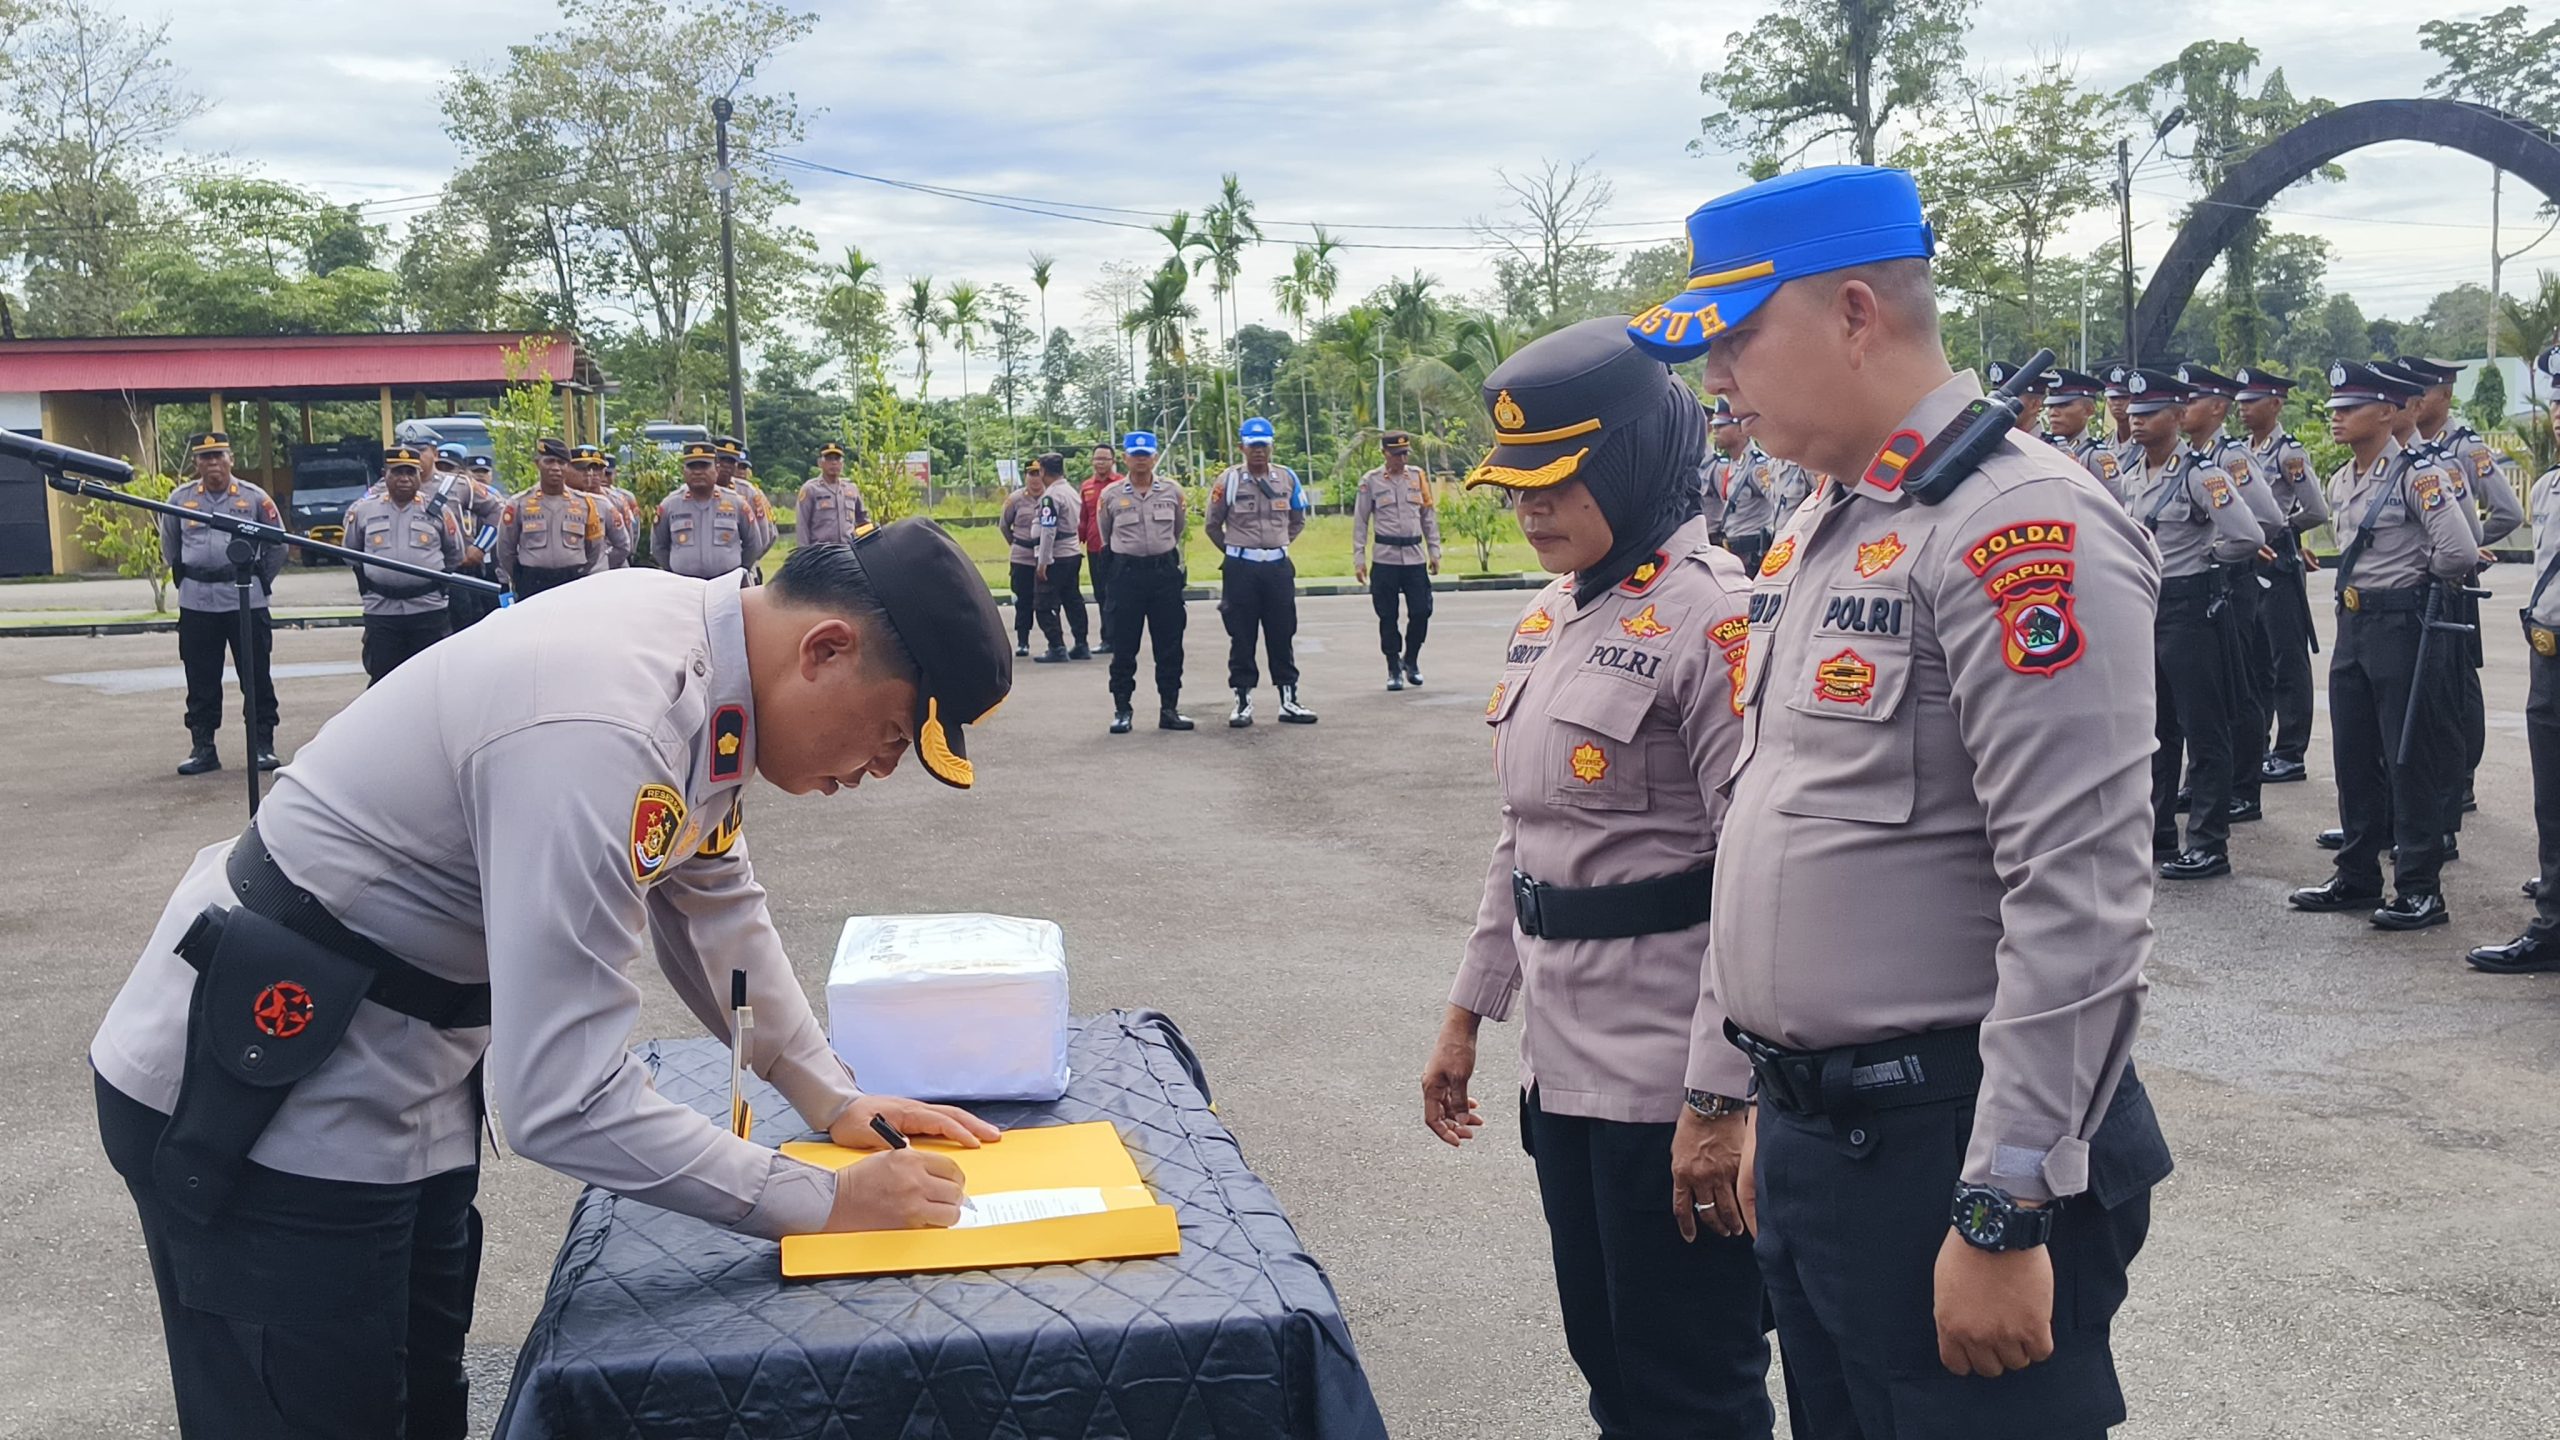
496, 1010, 1389, 1440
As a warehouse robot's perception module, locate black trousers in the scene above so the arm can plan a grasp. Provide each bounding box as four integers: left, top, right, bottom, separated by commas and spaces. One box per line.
2225, 569, 2271, 804
1036, 553, 1090, 648
1221, 554, 1298, 690
2331, 608, 2460, 896
361, 611, 452, 684
178, 604, 277, 740
446, 562, 496, 631
2453, 588, 2487, 832
1369, 561, 1433, 666
1521, 1090, 1772, 1440
1104, 552, 1187, 705
1008, 561, 1042, 646
1088, 548, 1113, 618
2530, 647, 2560, 931
2262, 565, 2317, 764
1754, 1073, 2166, 1440
2152, 588, 2234, 854
96, 1075, 481, 1440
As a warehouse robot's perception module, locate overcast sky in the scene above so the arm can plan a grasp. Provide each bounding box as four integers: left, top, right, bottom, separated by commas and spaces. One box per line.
167, 0, 2545, 374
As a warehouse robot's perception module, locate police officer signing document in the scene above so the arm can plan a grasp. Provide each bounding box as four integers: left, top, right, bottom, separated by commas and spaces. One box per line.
1633, 165, 2173, 1437
91, 523, 1012, 1437
1425, 317, 1772, 1439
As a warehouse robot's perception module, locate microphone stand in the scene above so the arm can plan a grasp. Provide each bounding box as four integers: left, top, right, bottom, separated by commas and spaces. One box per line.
12, 434, 503, 820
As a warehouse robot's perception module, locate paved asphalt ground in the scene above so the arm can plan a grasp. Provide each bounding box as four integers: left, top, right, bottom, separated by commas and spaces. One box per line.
3, 578, 2557, 1439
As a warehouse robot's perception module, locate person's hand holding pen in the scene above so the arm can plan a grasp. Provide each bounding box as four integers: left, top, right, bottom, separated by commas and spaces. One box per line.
820, 1101, 1000, 1231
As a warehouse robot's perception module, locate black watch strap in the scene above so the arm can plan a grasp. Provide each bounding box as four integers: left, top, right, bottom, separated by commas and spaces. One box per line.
1950, 1184, 2053, 1251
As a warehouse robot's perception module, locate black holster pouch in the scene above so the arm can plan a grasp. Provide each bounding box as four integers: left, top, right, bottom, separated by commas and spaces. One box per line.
154, 905, 373, 1223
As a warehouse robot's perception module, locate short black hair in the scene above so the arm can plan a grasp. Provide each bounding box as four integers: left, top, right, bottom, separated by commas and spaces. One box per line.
1036, 452, 1066, 478
769, 543, 920, 685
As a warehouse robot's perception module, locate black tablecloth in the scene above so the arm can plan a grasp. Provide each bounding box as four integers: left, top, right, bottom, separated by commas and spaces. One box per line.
496, 1010, 1388, 1440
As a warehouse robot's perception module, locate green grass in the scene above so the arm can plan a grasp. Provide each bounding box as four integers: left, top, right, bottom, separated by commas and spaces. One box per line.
934, 514, 1545, 588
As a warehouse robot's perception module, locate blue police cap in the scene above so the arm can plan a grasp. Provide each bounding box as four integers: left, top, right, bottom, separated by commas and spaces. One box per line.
1630, 165, 1937, 363
1239, 416, 1276, 444
1122, 430, 1160, 456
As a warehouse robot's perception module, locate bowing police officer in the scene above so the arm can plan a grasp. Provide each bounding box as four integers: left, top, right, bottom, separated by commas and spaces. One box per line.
1425, 316, 1772, 1439
1096, 431, 1193, 733
655, 441, 760, 581
2469, 346, 2560, 974
2287, 363, 2478, 930
341, 445, 465, 683
1635, 165, 2171, 1438
496, 438, 609, 598
796, 442, 872, 546
162, 431, 288, 775
1352, 430, 1442, 690
91, 522, 1015, 1438
2121, 369, 2261, 877
2233, 368, 2328, 785
1205, 416, 1316, 726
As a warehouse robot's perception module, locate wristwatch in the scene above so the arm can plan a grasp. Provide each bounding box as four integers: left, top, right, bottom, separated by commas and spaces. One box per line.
1950, 1183, 2054, 1252
1682, 1089, 1750, 1121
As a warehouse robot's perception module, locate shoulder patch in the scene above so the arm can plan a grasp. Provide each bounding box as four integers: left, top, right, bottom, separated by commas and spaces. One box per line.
1998, 583, 2084, 676
1618, 551, 1668, 594
630, 783, 686, 885
709, 704, 747, 783
1963, 521, 2074, 576
2203, 473, 2234, 508
1864, 430, 1923, 491
2414, 471, 2447, 511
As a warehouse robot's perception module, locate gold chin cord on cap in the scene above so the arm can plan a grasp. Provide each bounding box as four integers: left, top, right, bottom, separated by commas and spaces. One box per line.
918, 696, 974, 787
1465, 447, 1590, 490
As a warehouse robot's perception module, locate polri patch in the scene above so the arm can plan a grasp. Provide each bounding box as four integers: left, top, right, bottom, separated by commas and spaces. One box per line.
1964, 521, 2074, 576
2203, 474, 2234, 508
1855, 533, 1906, 578
1516, 608, 1553, 636
710, 704, 747, 783
1814, 649, 1876, 705
2414, 472, 2447, 511
1568, 741, 1610, 785
1999, 584, 2084, 676
630, 783, 687, 885
1985, 558, 2074, 602
1759, 537, 1797, 578
1619, 603, 1672, 639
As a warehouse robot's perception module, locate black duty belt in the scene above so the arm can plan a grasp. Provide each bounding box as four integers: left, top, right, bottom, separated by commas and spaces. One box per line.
1372, 532, 1424, 547
2338, 584, 2423, 614
1513, 864, 1712, 940
1116, 549, 1182, 568
2158, 572, 2221, 601
218, 822, 492, 1028
1725, 1021, 1983, 1116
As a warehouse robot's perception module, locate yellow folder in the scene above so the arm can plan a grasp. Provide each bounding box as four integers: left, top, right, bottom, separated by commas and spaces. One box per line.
777, 1121, 1182, 1280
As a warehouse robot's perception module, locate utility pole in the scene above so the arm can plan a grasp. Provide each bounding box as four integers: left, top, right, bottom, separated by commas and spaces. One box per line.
712, 97, 746, 443
2117, 138, 2137, 368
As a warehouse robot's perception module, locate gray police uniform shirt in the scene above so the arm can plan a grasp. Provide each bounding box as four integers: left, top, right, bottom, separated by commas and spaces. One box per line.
2128, 448, 2262, 576
2329, 440, 2478, 592
795, 478, 871, 547
1711, 371, 2161, 1204
343, 492, 464, 616
579, 483, 635, 568
653, 489, 751, 580
160, 479, 287, 612
1205, 465, 1306, 553
1451, 517, 1755, 1117
2252, 430, 2330, 535
2425, 422, 2521, 549
431, 472, 504, 555
1034, 480, 1084, 568
1097, 477, 1186, 557
91, 571, 857, 1239
2530, 465, 2560, 633
1699, 453, 1738, 531
1353, 466, 1442, 569
720, 478, 777, 555
1717, 449, 1777, 540
2209, 435, 2288, 545
497, 486, 607, 585
1765, 454, 1817, 521
2050, 429, 2122, 491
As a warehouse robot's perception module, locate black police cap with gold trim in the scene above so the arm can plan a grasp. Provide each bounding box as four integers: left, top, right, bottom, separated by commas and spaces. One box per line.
842, 518, 1011, 790
569, 444, 605, 466
383, 446, 424, 470
2392, 355, 2462, 388
186, 431, 231, 455
680, 441, 720, 463
1466, 315, 1678, 490
536, 437, 571, 460
817, 442, 845, 459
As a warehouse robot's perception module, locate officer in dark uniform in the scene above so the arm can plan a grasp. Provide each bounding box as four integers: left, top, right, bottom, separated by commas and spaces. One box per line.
1633, 165, 2172, 1438
2288, 363, 2478, 930
162, 432, 288, 775
1095, 431, 1193, 732
91, 523, 1014, 1438
2234, 368, 2327, 784
2403, 355, 2518, 846
2176, 362, 2287, 825
2469, 345, 2560, 973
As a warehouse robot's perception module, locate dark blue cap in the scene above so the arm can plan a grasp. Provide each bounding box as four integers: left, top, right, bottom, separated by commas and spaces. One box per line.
1630, 165, 1937, 363
2124, 368, 2198, 414
2328, 361, 2422, 408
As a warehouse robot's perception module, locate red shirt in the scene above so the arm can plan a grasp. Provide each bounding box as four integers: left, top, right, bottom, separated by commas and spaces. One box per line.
1079, 472, 1122, 552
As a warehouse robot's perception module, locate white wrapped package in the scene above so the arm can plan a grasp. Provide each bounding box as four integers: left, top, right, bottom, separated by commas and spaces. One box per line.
826, 913, 1070, 1102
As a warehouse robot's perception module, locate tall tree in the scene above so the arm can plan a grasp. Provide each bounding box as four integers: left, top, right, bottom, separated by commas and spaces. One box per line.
1896, 60, 2118, 352
1027, 251, 1055, 439
815, 245, 889, 411
1692, 0, 1976, 173
441, 0, 818, 420
1307, 225, 1342, 321
1381, 271, 1441, 351
1476, 157, 1614, 327
900, 274, 940, 393
2419, 6, 2560, 361
2123, 40, 2337, 364
0, 0, 199, 334
942, 278, 983, 482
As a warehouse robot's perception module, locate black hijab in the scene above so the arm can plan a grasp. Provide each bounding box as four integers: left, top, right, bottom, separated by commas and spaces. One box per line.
1570, 376, 1707, 607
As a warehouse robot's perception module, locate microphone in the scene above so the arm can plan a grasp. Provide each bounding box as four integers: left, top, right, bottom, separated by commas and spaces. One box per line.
0, 428, 137, 488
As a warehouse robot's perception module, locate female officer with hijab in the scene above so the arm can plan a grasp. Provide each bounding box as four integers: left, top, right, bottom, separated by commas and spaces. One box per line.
1421, 315, 1772, 1438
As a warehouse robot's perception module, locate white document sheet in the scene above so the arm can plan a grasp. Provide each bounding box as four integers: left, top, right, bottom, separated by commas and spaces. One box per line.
950, 1187, 1109, 1229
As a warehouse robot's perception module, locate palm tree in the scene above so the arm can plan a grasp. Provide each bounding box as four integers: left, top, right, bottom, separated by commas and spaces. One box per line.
1383, 270, 1441, 351
2501, 269, 2560, 372
1028, 252, 1056, 443
1308, 225, 1342, 321
943, 280, 985, 489
1124, 262, 1198, 462
900, 276, 941, 394
1444, 313, 1529, 385
1200, 174, 1263, 441
822, 246, 885, 411
1272, 248, 1316, 339
1153, 210, 1196, 272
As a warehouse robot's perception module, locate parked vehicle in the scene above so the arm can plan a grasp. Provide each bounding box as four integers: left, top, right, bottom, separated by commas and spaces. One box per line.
285, 438, 380, 563
397, 414, 495, 466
